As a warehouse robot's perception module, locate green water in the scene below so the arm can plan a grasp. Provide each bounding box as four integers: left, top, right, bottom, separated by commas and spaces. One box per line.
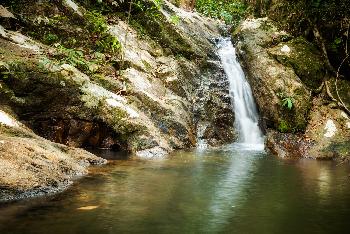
1, 144, 350, 234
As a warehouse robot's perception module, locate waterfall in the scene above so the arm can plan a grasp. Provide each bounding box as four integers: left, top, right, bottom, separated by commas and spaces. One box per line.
217, 38, 264, 149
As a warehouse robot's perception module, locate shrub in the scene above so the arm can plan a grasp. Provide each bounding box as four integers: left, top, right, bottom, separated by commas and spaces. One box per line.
195, 0, 246, 25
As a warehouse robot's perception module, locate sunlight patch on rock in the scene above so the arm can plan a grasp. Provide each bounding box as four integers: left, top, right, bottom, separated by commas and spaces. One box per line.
281, 45, 291, 53
0, 111, 19, 127
106, 99, 139, 119
324, 120, 337, 138
64, 0, 83, 16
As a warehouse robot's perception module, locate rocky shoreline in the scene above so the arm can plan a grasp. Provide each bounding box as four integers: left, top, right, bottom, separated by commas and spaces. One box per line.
0, 111, 107, 202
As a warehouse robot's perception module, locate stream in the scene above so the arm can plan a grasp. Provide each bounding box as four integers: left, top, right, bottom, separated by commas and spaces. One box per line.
1, 147, 350, 233
1, 39, 350, 234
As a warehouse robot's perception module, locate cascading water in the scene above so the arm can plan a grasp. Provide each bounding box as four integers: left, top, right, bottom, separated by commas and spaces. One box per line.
217, 38, 264, 149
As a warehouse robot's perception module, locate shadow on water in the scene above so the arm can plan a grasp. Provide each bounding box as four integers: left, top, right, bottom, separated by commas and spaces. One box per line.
1, 145, 350, 234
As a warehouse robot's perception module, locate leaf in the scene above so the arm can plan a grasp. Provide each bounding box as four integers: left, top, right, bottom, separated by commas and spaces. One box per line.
77, 206, 99, 211
334, 38, 342, 45
282, 97, 294, 110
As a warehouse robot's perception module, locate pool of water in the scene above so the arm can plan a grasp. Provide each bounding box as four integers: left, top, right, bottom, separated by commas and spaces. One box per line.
1, 144, 350, 234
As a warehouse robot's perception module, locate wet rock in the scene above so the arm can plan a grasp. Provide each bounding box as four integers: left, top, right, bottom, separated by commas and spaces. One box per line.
266, 130, 313, 158
193, 59, 236, 146
267, 101, 350, 160
0, 0, 235, 202
267, 37, 327, 91
136, 146, 168, 159
234, 18, 312, 133
235, 18, 350, 160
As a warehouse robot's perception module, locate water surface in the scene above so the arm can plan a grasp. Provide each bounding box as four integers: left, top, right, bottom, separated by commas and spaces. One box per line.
1, 145, 350, 234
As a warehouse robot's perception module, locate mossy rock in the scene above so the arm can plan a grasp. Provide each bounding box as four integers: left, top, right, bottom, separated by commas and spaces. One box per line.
324, 142, 350, 159
268, 37, 326, 90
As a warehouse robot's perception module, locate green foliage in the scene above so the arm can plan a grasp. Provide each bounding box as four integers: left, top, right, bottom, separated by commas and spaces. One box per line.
134, 0, 163, 19
278, 120, 290, 133
85, 10, 108, 33
330, 37, 343, 52
169, 14, 180, 25
54, 46, 104, 74
277, 92, 294, 110
57, 46, 89, 70
195, 0, 246, 24
152, 0, 163, 9
43, 33, 59, 45
311, 0, 322, 8
84, 10, 122, 54
96, 35, 122, 53
134, 0, 163, 11
38, 57, 53, 71
282, 97, 294, 110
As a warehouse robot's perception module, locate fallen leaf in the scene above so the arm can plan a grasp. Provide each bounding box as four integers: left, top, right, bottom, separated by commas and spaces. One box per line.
77, 206, 99, 211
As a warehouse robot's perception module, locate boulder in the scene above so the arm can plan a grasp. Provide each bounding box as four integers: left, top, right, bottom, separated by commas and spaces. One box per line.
0, 109, 106, 202
234, 18, 312, 133
235, 18, 350, 160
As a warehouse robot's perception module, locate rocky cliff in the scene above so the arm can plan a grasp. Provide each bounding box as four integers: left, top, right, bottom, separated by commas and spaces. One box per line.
234, 18, 350, 160
0, 0, 234, 201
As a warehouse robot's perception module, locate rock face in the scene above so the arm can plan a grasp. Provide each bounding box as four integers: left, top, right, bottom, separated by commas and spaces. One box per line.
234, 18, 350, 160
234, 18, 312, 133
0, 0, 235, 158
0, 109, 106, 202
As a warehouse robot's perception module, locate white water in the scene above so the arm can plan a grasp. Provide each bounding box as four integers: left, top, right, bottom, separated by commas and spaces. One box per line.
217, 38, 264, 149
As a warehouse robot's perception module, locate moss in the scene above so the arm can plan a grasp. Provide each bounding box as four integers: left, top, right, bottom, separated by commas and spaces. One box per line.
278, 119, 291, 133
277, 105, 309, 133
127, 134, 159, 152
141, 60, 152, 71
90, 74, 123, 93
0, 124, 36, 139
126, 2, 197, 59
42, 33, 59, 45
324, 142, 350, 159
269, 37, 326, 90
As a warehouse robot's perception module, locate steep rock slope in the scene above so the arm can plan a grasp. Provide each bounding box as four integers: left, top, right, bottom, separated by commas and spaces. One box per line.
0, 0, 235, 159
234, 18, 350, 160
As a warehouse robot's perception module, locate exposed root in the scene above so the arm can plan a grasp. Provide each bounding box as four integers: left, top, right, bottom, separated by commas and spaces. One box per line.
310, 22, 336, 74
335, 55, 350, 114
325, 79, 350, 115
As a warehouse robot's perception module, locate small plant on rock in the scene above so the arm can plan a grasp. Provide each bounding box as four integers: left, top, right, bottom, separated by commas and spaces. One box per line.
169, 14, 180, 25
282, 97, 294, 110
85, 10, 108, 34
277, 92, 295, 110
96, 35, 122, 53
43, 33, 59, 45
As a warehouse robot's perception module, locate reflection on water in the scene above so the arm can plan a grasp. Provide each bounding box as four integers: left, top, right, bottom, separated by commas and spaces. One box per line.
1, 145, 350, 234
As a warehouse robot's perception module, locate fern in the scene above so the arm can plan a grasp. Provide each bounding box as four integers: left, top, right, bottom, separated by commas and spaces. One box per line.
282, 97, 294, 110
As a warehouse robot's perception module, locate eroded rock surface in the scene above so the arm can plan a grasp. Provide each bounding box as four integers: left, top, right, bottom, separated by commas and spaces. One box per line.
0, 0, 234, 159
